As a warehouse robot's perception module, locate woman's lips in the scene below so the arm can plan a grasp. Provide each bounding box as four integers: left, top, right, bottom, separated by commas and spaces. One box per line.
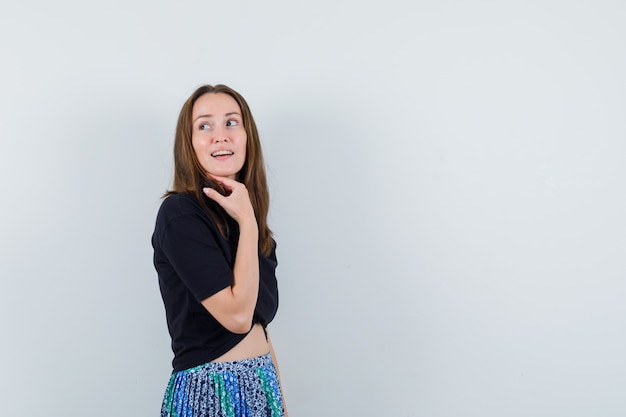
211, 150, 234, 158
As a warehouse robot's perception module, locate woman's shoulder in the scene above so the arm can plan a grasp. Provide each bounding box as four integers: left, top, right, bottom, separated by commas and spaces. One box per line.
155, 192, 205, 223
154, 192, 223, 240
159, 192, 199, 211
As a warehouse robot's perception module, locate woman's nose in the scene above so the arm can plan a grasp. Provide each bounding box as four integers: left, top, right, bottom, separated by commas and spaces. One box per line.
213, 136, 228, 143
212, 126, 228, 143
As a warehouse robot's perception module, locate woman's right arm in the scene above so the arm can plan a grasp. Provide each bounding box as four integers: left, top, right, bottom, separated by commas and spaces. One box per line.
200, 176, 260, 334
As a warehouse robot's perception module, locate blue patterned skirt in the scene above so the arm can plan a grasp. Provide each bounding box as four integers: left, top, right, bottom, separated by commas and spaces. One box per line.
160, 353, 284, 417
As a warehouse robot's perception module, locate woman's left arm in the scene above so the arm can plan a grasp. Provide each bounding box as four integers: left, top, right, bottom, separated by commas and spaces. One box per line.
267, 331, 288, 417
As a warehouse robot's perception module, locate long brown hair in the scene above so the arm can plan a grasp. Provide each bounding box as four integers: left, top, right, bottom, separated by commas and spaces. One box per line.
166, 84, 273, 256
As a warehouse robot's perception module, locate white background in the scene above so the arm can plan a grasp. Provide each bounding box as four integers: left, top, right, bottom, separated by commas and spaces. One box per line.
1, 1, 625, 416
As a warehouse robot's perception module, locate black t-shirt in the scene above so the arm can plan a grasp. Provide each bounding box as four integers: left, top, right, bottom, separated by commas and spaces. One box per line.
152, 193, 279, 372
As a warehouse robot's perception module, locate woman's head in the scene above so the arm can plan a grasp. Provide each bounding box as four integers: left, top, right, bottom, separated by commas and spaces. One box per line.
190, 92, 247, 181
170, 84, 273, 254
172, 84, 264, 190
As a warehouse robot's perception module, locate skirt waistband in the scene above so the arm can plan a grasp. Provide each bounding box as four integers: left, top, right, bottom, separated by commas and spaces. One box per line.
177, 352, 273, 375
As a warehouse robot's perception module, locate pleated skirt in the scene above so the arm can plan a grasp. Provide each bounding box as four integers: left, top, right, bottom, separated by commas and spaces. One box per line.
160, 353, 284, 417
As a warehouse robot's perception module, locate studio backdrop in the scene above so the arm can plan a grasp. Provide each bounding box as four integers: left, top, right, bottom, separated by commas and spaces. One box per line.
1, 1, 625, 416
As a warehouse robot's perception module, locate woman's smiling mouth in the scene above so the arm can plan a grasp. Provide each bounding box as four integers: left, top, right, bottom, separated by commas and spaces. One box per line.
211, 150, 234, 157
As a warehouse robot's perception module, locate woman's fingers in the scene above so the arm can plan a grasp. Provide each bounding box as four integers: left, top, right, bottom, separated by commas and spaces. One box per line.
208, 175, 237, 191
203, 186, 225, 203
203, 178, 255, 224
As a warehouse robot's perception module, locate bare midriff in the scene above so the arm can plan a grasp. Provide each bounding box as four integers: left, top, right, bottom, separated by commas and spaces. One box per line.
211, 323, 269, 363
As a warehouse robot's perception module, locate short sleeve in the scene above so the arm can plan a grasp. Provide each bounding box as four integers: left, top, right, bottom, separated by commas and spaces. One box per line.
158, 211, 233, 302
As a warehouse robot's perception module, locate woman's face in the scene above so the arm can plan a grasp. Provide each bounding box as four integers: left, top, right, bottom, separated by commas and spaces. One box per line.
191, 93, 247, 180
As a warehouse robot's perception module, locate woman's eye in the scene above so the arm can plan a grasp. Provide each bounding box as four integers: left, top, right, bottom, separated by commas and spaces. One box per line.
226, 120, 239, 127
199, 123, 211, 130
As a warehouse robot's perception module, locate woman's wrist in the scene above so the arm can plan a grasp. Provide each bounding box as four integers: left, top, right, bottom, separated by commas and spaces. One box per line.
238, 217, 259, 238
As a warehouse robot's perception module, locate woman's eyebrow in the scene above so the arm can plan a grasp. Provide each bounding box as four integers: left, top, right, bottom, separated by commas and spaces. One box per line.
193, 112, 241, 123
193, 114, 213, 123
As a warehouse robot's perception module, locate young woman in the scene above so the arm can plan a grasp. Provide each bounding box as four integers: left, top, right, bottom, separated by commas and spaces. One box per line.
152, 84, 287, 417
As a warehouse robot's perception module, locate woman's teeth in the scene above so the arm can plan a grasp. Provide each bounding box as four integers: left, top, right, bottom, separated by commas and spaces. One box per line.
211, 150, 233, 157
